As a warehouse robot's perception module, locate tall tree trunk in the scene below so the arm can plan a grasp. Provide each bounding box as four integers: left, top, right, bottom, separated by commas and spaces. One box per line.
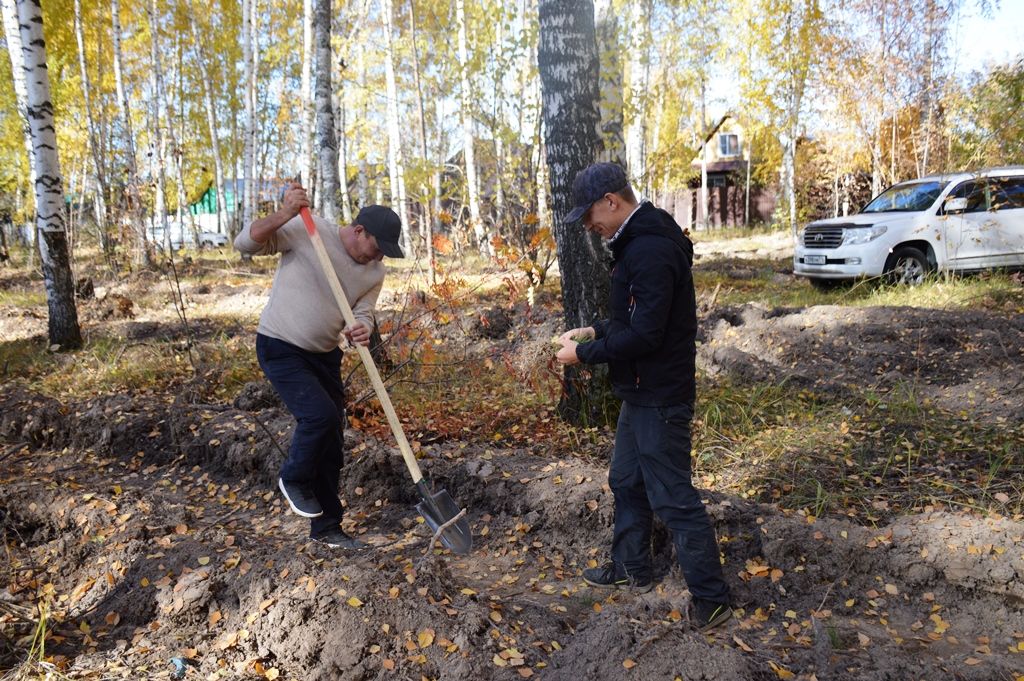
73, 0, 111, 255
624, 0, 651, 191
186, 0, 228, 234
242, 0, 257, 230
538, 0, 612, 426
15, 0, 82, 349
314, 0, 340, 219
409, 0, 431, 257
594, 0, 624, 165
336, 70, 353, 223
382, 0, 411, 255
455, 0, 487, 253
146, 0, 171, 249
111, 0, 151, 266
0, 0, 37, 248
301, 0, 314, 192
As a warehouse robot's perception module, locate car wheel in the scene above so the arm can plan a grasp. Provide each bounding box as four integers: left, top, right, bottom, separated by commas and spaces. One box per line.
885, 247, 930, 286
201, 240, 212, 248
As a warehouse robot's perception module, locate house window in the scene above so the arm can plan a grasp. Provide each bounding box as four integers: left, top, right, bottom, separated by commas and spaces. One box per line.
718, 133, 739, 157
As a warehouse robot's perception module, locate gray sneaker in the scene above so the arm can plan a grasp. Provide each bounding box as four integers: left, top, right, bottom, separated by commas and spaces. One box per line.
311, 529, 370, 550
278, 478, 323, 518
582, 561, 653, 593
692, 598, 733, 632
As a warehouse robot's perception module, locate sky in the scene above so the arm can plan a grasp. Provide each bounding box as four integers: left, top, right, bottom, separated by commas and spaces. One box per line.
948, 1, 1024, 77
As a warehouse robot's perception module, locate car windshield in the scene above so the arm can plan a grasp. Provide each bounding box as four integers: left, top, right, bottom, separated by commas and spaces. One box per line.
861, 181, 946, 213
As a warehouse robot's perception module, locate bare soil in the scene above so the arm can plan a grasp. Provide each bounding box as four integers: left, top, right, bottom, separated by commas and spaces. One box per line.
2, 263, 1023, 681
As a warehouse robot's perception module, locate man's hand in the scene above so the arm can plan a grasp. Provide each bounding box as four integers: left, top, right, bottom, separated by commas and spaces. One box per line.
343, 322, 371, 346
557, 326, 595, 345
249, 182, 311, 243
555, 337, 579, 365
281, 182, 310, 219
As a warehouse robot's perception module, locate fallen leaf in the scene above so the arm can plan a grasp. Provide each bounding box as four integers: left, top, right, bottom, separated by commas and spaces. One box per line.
198, 556, 211, 566
418, 629, 435, 648
623, 659, 636, 669
347, 596, 364, 608
733, 636, 754, 652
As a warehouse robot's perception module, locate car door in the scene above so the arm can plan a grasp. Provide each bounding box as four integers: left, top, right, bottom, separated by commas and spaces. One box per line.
989, 176, 1024, 267
943, 178, 997, 270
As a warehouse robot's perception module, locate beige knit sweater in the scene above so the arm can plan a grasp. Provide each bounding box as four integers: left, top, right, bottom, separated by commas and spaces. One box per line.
234, 214, 384, 353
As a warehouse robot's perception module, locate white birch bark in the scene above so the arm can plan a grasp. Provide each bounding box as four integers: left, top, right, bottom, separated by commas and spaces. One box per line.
455, 0, 487, 253
300, 0, 314, 190
594, 0, 624, 165
313, 0, 340, 220
242, 0, 256, 229
110, 0, 150, 264
624, 0, 651, 191
382, 0, 411, 255
73, 0, 110, 247
186, 0, 228, 234
14, 0, 82, 348
1, 0, 37, 238
146, 0, 170, 249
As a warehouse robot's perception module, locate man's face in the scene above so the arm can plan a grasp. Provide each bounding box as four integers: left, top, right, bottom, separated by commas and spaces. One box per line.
350, 226, 385, 263
582, 194, 622, 239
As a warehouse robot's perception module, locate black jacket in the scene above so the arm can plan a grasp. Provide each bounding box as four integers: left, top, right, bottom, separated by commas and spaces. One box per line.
576, 202, 696, 406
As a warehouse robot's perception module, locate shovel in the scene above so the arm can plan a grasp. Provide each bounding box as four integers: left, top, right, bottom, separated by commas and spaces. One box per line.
299, 207, 472, 555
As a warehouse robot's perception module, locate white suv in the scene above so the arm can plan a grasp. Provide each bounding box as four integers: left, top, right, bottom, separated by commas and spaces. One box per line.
794, 167, 1024, 287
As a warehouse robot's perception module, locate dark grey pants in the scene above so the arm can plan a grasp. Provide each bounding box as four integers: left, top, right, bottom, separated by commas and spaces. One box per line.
610, 401, 730, 602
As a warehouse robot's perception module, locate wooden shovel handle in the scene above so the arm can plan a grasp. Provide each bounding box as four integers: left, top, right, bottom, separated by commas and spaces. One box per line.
299, 207, 425, 484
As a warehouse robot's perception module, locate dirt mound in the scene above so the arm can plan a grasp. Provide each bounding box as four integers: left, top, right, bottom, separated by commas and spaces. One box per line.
3, 386, 1023, 680
699, 303, 1024, 421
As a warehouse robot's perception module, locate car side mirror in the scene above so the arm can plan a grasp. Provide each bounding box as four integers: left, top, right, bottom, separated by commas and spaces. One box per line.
944, 197, 969, 214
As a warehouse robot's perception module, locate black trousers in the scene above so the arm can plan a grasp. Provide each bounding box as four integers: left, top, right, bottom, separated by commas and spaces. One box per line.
256, 333, 345, 537
609, 401, 730, 602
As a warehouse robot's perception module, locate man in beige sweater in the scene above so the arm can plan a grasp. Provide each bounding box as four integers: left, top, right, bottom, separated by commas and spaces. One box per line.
235, 182, 403, 549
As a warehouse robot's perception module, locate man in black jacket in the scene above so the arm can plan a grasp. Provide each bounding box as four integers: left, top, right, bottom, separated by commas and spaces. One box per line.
555, 162, 732, 631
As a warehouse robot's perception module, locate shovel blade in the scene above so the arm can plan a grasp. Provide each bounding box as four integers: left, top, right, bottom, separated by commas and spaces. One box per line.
416, 486, 472, 555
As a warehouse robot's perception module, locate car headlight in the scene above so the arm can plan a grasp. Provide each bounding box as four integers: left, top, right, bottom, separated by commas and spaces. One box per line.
796, 228, 806, 246
842, 225, 887, 245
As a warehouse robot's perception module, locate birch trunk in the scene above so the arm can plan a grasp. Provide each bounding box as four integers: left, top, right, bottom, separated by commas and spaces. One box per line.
146, 0, 170, 250
300, 0, 314, 191
314, 0, 340, 220
538, 0, 612, 426
382, 0, 411, 255
73, 0, 110, 253
624, 0, 651, 190
409, 0, 431, 254
186, 0, 228, 234
15, 0, 82, 349
594, 0, 624, 165
0, 0, 37, 247
455, 0, 487, 253
242, 0, 257, 230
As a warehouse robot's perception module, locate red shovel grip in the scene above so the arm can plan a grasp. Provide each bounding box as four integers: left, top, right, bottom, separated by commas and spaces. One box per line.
299, 206, 317, 236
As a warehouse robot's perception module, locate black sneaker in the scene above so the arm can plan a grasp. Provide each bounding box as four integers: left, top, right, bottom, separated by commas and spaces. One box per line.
311, 528, 370, 550
582, 562, 653, 593
692, 598, 733, 632
278, 478, 323, 518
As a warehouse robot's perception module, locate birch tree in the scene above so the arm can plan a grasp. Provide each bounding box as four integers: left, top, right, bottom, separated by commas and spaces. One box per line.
382, 0, 411, 255
111, 0, 151, 265
538, 0, 612, 425
623, 0, 651, 192
14, 0, 82, 349
1, 0, 36, 241
73, 0, 111, 253
186, 0, 229, 234
241, 0, 257, 230
455, 0, 487, 253
313, 0, 340, 219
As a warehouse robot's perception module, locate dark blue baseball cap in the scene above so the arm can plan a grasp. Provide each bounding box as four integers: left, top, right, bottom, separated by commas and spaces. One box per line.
357, 205, 404, 258
564, 162, 630, 223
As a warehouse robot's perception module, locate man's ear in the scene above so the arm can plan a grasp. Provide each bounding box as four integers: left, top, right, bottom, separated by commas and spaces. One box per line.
604, 192, 621, 210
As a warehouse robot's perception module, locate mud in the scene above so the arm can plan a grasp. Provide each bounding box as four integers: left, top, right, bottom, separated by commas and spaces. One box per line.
2, 266, 1023, 680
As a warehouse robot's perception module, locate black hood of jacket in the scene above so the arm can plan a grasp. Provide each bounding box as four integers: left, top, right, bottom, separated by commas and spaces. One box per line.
609, 202, 693, 267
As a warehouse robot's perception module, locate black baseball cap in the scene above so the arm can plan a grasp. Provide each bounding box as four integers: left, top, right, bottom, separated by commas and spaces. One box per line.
356, 205, 404, 258
564, 162, 630, 223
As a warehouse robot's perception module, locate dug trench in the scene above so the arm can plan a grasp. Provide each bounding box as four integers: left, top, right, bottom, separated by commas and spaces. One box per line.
2, 374, 1023, 681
